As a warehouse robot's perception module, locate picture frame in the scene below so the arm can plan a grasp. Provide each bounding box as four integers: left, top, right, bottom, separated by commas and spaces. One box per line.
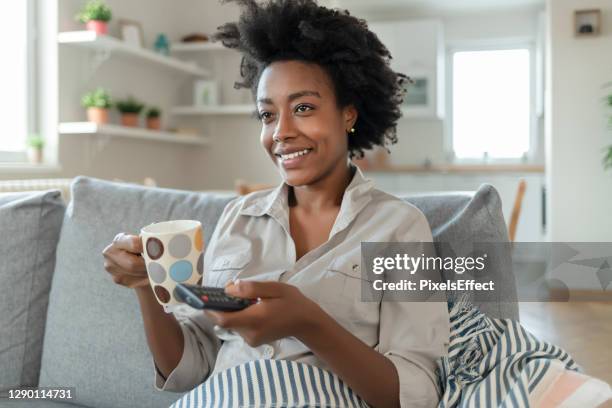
574, 9, 601, 37
194, 80, 220, 106
119, 19, 145, 48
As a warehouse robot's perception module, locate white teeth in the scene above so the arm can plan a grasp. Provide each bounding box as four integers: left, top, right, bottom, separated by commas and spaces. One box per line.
280, 149, 310, 161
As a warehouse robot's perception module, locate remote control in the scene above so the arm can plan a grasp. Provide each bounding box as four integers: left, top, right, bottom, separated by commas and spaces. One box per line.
174, 283, 257, 311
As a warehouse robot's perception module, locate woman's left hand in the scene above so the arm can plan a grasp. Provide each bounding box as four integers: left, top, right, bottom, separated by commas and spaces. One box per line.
204, 279, 323, 347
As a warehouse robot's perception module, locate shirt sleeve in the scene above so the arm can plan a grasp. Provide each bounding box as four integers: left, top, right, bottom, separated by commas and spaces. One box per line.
153, 197, 240, 392
376, 208, 450, 408
153, 310, 222, 392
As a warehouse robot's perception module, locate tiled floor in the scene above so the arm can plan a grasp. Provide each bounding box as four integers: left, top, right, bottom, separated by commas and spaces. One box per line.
519, 302, 612, 385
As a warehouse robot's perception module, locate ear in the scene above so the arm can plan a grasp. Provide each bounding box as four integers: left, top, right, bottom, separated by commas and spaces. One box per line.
342, 105, 358, 130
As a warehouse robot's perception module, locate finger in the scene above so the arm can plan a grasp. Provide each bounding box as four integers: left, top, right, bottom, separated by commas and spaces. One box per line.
103, 257, 122, 275
225, 279, 285, 299
108, 268, 148, 288
113, 233, 143, 254
204, 305, 259, 329
105, 257, 145, 278
204, 310, 229, 327
102, 242, 113, 256
107, 251, 146, 275
204, 310, 221, 321
108, 270, 125, 285
107, 268, 132, 286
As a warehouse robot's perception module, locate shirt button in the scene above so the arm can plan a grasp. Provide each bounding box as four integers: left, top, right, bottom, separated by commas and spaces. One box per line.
262, 345, 274, 358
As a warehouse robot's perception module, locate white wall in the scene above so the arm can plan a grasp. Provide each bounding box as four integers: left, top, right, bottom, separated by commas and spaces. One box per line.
546, 0, 612, 241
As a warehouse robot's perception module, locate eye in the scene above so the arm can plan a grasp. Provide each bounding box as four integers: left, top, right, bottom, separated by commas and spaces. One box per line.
295, 104, 313, 113
258, 111, 274, 122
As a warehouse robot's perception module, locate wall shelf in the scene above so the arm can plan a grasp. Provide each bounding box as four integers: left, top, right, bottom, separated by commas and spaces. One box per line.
170, 42, 230, 52
58, 122, 210, 146
172, 105, 255, 116
58, 31, 210, 77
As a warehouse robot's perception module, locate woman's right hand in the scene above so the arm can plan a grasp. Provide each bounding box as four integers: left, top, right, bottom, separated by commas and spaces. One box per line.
102, 232, 150, 289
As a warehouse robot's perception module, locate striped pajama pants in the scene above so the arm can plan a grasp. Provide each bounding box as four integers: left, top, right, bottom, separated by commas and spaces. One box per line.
169, 359, 370, 408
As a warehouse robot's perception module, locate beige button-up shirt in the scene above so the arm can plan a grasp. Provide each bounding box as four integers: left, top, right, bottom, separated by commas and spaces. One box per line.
154, 165, 450, 407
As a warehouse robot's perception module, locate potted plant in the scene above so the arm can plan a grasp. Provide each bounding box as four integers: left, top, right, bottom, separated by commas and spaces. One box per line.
26, 135, 44, 164
81, 87, 112, 124
145, 107, 161, 130
76, 0, 112, 35
116, 96, 145, 127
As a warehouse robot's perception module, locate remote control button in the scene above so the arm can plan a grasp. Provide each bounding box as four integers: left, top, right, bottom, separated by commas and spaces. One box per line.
201, 295, 209, 302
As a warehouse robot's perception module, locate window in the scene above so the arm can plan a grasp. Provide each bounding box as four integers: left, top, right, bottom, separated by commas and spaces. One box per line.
0, 1, 36, 162
450, 47, 532, 160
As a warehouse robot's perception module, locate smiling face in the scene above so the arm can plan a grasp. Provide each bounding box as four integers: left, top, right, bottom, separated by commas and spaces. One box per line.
256, 60, 357, 187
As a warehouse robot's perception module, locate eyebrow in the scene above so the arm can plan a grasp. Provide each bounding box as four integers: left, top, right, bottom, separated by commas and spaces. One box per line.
257, 90, 321, 105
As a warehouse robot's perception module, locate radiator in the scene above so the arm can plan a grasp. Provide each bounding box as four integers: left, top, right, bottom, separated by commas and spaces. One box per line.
0, 178, 73, 202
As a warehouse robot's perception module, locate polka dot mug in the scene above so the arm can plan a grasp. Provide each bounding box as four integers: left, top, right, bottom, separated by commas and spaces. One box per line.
140, 220, 204, 313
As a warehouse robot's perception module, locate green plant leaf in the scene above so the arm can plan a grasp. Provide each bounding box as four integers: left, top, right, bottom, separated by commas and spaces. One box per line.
116, 96, 145, 114
146, 106, 161, 118
75, 0, 112, 23
81, 87, 112, 108
26, 135, 44, 149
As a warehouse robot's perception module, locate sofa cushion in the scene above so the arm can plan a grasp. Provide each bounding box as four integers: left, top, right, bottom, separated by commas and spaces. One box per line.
403, 184, 519, 320
0, 191, 65, 392
38, 177, 233, 408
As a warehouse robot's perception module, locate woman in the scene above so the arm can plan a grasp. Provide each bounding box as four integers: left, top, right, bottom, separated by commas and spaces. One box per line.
102, 0, 449, 406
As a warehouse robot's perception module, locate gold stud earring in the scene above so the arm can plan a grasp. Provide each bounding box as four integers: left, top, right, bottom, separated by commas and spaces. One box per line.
348, 127, 355, 134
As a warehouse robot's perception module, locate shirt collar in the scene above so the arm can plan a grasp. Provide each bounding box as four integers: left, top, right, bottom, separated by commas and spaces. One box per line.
239, 164, 374, 222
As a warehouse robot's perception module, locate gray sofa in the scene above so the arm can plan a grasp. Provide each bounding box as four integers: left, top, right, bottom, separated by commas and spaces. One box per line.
0, 177, 518, 408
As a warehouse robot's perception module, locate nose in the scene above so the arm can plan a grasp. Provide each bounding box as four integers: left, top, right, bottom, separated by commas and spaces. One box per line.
272, 110, 297, 143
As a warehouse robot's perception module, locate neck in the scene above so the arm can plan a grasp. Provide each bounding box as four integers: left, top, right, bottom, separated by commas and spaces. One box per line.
289, 159, 354, 213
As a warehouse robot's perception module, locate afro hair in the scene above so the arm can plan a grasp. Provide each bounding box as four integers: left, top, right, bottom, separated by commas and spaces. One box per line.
213, 0, 409, 158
